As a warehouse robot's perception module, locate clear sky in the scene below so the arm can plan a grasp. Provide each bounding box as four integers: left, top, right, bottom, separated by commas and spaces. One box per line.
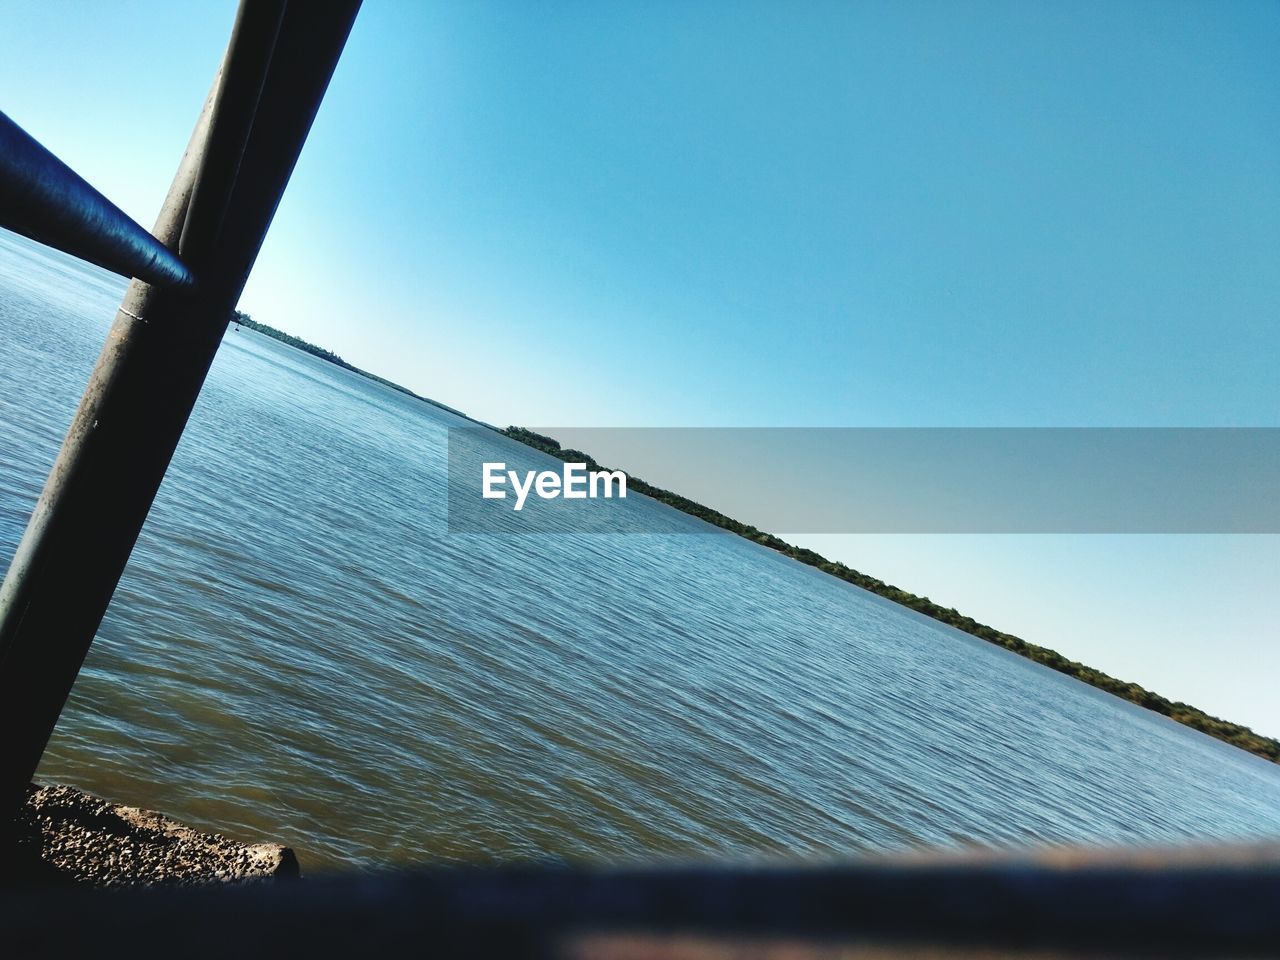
2, 2, 1278, 733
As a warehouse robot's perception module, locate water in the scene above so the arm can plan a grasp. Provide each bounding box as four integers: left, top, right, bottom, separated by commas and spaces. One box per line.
2, 231, 1279, 872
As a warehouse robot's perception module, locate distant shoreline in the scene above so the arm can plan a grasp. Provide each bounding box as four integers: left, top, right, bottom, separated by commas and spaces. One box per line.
230, 311, 485, 426
226, 309, 1280, 767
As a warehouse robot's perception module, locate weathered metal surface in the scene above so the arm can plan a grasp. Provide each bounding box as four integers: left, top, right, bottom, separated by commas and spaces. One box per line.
179, 0, 287, 265
0, 0, 362, 816
0, 111, 195, 288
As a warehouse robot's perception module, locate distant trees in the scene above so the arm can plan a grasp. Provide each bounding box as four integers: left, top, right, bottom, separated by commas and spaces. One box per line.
231, 310, 355, 371
227, 310, 470, 420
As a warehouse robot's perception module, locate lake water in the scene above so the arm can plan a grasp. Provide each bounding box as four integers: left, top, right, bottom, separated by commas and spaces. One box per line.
2, 230, 1279, 872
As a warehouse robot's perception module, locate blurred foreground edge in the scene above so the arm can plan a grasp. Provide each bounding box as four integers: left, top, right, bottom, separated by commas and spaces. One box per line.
3, 838, 1279, 958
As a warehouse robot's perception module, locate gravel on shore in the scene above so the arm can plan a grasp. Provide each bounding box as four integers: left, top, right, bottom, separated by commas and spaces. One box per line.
4, 783, 299, 887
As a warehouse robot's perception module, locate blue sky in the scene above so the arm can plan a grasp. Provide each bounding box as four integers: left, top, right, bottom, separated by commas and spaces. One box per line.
2, 2, 1278, 733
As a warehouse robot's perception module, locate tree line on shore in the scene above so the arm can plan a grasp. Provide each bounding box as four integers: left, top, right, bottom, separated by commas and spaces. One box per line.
503, 426, 1280, 766
230, 311, 469, 420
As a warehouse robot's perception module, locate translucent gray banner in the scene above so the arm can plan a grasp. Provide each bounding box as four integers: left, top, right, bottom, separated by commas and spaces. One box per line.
447, 427, 1280, 534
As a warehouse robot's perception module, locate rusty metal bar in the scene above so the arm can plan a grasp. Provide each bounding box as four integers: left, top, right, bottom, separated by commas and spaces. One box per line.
0, 111, 196, 288
5, 844, 1280, 956
0, 0, 361, 816
179, 0, 287, 263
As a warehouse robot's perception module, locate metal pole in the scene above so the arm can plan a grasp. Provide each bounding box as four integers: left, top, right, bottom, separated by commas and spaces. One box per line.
0, 111, 196, 289
0, 0, 361, 817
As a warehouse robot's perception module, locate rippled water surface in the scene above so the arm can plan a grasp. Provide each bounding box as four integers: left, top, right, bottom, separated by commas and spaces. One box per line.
2, 231, 1279, 871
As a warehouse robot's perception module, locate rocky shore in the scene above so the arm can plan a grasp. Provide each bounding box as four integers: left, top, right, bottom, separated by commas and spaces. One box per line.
4, 783, 298, 886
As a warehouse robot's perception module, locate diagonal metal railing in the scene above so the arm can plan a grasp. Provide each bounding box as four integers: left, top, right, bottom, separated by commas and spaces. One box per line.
0, 0, 362, 818
0, 112, 196, 289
